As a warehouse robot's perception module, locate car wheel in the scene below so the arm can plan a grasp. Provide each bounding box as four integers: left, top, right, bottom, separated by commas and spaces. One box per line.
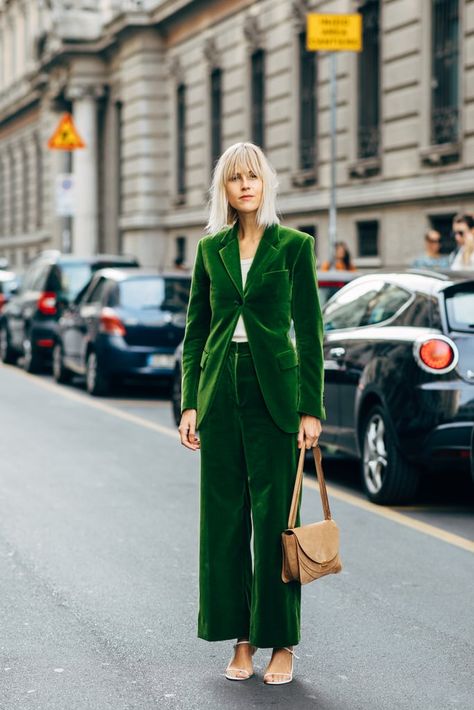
23, 335, 42, 373
0, 325, 17, 364
86, 351, 110, 396
52, 343, 72, 384
360, 404, 419, 505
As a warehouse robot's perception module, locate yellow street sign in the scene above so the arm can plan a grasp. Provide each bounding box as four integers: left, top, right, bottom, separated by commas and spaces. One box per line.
307, 14, 362, 52
48, 113, 85, 150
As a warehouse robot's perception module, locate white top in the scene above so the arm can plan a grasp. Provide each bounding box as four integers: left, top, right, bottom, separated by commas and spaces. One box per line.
231, 257, 253, 342
450, 247, 474, 270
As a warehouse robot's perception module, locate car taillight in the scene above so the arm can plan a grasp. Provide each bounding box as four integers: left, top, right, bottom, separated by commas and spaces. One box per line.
99, 308, 126, 336
414, 336, 458, 374
38, 291, 57, 315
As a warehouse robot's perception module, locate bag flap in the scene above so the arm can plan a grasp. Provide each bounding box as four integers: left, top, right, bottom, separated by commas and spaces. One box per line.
287, 519, 340, 564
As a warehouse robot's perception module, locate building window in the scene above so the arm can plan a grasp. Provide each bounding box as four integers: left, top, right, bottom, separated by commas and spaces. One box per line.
357, 220, 379, 257
9, 148, 16, 235
175, 235, 187, 269
298, 30, 316, 171
358, 0, 380, 159
251, 49, 265, 148
431, 0, 459, 145
0, 156, 4, 236
429, 213, 456, 254
34, 134, 43, 229
210, 68, 222, 168
176, 83, 186, 196
22, 144, 29, 233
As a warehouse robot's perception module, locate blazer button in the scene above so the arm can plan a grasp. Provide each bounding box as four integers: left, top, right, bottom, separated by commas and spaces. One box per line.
234, 297, 243, 305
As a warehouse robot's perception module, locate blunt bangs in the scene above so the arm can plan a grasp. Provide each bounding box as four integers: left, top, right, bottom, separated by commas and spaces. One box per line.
205, 142, 280, 235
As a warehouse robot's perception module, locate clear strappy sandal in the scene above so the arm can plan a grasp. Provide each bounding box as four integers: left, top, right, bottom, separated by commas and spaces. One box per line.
224, 640, 258, 681
263, 646, 300, 685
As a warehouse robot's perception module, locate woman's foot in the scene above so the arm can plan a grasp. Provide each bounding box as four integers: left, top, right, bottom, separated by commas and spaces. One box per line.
224, 639, 258, 680
263, 646, 298, 685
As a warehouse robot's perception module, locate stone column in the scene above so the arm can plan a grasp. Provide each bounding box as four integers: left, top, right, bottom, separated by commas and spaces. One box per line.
67, 86, 101, 256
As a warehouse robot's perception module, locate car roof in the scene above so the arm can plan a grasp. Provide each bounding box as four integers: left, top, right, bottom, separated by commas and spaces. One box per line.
339, 268, 474, 294
90, 267, 192, 281
30, 252, 139, 266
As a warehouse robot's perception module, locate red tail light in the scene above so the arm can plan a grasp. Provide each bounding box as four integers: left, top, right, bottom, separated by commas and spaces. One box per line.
99, 308, 126, 336
414, 336, 458, 373
38, 291, 57, 315
0, 294, 6, 312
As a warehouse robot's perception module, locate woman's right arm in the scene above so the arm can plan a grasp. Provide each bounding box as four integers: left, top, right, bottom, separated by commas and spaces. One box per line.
179, 240, 211, 449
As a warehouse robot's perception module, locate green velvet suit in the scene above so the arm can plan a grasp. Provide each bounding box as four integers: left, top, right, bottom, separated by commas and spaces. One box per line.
181, 220, 326, 648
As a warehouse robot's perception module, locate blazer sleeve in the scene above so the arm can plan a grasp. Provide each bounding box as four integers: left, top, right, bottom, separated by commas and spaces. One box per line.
291, 235, 327, 421
180, 239, 211, 413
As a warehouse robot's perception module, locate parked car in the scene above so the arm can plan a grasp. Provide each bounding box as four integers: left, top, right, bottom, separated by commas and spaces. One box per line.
321, 268, 474, 504
316, 269, 360, 307
0, 251, 139, 372
53, 268, 191, 395
171, 269, 359, 427
0, 271, 20, 314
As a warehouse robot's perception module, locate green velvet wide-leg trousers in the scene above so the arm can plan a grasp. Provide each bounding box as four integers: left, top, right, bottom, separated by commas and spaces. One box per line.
197, 340, 302, 649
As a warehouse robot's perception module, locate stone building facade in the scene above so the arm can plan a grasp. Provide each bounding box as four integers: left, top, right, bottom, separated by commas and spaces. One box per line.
0, 0, 473, 272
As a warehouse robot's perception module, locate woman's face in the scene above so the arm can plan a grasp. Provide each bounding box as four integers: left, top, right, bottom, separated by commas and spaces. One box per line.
335, 244, 346, 259
225, 165, 263, 216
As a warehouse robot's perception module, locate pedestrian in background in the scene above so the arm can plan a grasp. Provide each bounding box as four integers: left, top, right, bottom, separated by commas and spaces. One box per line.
411, 230, 450, 269
178, 142, 326, 685
449, 213, 474, 268
320, 241, 356, 271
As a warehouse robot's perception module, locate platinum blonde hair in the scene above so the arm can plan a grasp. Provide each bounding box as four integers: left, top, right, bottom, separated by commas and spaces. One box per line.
205, 142, 280, 234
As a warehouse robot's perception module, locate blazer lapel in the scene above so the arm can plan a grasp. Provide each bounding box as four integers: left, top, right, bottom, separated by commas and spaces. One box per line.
218, 221, 280, 297
218, 222, 243, 296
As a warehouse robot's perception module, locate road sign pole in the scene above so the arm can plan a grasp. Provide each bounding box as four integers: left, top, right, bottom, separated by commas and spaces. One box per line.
329, 51, 337, 265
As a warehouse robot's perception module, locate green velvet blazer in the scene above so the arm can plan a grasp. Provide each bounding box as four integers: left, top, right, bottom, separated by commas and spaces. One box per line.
180, 221, 326, 433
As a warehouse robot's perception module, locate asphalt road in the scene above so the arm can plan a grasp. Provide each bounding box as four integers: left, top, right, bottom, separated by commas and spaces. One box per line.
0, 364, 473, 710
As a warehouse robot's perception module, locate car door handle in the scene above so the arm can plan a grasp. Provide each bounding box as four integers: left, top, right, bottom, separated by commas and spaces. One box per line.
329, 347, 345, 359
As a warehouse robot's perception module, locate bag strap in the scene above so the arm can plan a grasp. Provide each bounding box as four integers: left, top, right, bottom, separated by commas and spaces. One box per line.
287, 444, 332, 528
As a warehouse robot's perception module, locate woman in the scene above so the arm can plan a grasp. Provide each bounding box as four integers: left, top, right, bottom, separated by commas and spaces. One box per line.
320, 241, 356, 271
178, 142, 326, 685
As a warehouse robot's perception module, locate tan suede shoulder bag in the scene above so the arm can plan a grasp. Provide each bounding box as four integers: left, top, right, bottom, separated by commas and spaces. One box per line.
281, 444, 343, 585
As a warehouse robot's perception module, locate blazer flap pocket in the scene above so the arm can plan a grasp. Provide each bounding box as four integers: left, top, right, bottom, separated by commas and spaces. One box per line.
262, 268, 289, 279
200, 349, 209, 369
277, 348, 298, 370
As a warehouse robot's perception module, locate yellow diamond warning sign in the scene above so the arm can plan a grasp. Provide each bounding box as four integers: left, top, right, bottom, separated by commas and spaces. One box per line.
307, 14, 362, 52
48, 113, 85, 150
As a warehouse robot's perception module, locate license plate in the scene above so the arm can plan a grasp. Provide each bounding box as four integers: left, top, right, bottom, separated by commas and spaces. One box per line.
148, 354, 174, 368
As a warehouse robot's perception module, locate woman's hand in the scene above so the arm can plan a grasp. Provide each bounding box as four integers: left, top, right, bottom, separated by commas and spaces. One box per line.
297, 414, 322, 449
179, 409, 201, 451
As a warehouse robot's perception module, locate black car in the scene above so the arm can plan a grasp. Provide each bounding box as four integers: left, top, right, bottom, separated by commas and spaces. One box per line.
0, 251, 139, 372
53, 268, 191, 395
0, 271, 20, 315
322, 268, 474, 504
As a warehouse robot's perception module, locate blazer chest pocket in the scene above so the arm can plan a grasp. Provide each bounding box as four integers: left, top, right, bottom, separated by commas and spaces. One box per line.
262, 268, 289, 280
200, 349, 209, 369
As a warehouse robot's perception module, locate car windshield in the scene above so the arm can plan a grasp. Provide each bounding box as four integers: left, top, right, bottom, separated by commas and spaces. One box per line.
444, 287, 474, 333
117, 277, 190, 312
